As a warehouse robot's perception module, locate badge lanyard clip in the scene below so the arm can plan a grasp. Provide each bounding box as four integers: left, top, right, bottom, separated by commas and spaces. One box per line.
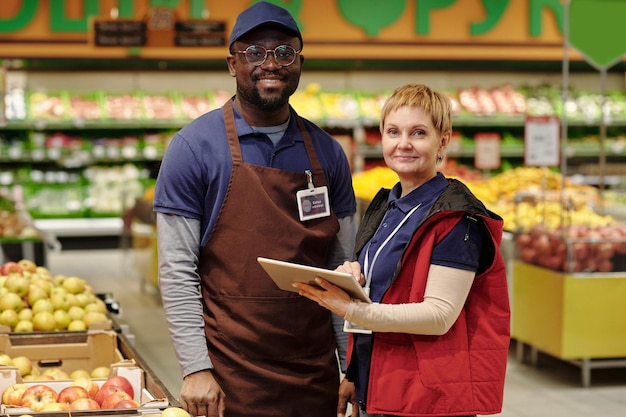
305, 170, 314, 189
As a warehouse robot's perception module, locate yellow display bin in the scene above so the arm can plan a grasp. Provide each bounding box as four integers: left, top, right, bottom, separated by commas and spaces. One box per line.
511, 260, 626, 386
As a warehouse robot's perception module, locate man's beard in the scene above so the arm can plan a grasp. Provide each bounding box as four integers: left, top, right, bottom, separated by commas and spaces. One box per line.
238, 72, 299, 112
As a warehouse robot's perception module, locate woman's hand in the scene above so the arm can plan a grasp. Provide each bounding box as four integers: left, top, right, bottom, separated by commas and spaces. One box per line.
293, 277, 352, 317
336, 261, 365, 286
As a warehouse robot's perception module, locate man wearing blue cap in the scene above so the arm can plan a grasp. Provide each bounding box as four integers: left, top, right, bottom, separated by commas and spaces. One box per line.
154, 2, 357, 416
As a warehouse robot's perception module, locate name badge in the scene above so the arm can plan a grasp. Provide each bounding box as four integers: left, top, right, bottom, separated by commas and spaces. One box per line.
296, 186, 331, 221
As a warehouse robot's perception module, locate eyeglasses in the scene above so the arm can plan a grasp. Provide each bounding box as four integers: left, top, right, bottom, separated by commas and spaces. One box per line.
232, 44, 300, 67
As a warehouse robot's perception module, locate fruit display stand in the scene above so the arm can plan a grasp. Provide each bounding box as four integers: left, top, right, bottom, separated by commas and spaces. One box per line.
511, 209, 626, 387
0, 329, 179, 414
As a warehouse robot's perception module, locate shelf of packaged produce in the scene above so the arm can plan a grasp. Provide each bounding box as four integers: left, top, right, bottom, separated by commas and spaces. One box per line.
357, 141, 626, 159
33, 217, 123, 237
0, 119, 189, 131
3, 116, 626, 131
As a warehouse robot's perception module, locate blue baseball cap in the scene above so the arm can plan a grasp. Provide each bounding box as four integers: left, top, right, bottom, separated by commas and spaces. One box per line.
229, 1, 302, 50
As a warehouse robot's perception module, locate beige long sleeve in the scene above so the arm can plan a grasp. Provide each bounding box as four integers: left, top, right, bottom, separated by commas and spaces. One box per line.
344, 264, 475, 335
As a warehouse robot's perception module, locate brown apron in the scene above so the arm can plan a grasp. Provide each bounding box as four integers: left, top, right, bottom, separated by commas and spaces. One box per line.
199, 100, 340, 417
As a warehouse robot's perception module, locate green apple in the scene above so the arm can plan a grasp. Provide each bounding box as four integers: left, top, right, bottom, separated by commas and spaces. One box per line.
82, 311, 108, 327
50, 293, 72, 311
50, 286, 67, 297
84, 298, 107, 314
52, 274, 67, 286
32, 311, 56, 331
74, 293, 93, 308
31, 278, 53, 295
68, 306, 85, 321
36, 266, 51, 278
69, 369, 91, 380
32, 298, 54, 315
4, 274, 30, 297
53, 309, 71, 330
0, 292, 24, 312
12, 355, 33, 377
0, 353, 13, 366
14, 319, 34, 332
18, 308, 33, 321
66, 293, 79, 307
90, 366, 110, 378
42, 367, 69, 380
27, 284, 49, 307
161, 406, 192, 417
68, 320, 87, 331
62, 277, 86, 294
0, 309, 19, 328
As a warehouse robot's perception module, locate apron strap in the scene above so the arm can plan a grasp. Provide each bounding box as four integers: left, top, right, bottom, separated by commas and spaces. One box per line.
296, 116, 324, 174
222, 99, 242, 162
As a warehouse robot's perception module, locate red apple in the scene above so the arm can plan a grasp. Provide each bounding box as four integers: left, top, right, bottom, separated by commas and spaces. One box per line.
21, 384, 59, 411
71, 377, 100, 399
57, 385, 89, 406
113, 398, 140, 408
2, 383, 29, 406
69, 398, 101, 410
102, 375, 134, 398
101, 391, 132, 409
0, 261, 23, 275
94, 384, 125, 406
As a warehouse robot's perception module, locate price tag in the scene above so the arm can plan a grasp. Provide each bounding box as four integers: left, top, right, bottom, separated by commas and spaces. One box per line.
474, 132, 501, 170
524, 116, 560, 167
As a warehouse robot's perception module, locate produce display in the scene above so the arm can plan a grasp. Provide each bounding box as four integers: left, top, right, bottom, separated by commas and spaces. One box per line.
0, 195, 40, 240
6, 83, 626, 124
1, 373, 137, 411
0, 259, 110, 332
22, 163, 153, 219
352, 165, 626, 273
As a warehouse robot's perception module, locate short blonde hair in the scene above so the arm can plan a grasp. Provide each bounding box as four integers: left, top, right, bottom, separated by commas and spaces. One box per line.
380, 84, 452, 135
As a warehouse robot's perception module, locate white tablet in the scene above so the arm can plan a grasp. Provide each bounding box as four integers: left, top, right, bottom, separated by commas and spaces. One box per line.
257, 257, 372, 303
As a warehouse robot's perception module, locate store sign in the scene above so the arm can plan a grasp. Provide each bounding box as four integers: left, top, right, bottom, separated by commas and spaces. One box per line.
569, 0, 626, 70
93, 20, 147, 47
0, 0, 583, 61
474, 132, 501, 170
524, 116, 560, 167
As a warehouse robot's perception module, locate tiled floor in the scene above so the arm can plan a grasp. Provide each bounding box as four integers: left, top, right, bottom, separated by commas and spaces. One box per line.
46, 248, 626, 416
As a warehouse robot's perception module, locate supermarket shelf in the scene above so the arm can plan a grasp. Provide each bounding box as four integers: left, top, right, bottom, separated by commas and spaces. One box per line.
358, 141, 626, 160
33, 217, 123, 237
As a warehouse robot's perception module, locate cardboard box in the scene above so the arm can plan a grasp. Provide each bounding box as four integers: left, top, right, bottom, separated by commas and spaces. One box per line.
0, 352, 170, 417
0, 330, 123, 376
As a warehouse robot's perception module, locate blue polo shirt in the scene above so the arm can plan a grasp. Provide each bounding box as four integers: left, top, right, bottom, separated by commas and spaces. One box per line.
358, 173, 482, 303
154, 99, 356, 247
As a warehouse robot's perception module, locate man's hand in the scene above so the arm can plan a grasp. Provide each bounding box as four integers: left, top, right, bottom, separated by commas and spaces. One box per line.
179, 370, 225, 417
337, 377, 358, 417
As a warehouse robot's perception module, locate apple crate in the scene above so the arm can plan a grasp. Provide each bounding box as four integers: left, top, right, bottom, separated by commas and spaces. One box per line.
0, 333, 174, 415
0, 330, 123, 376
0, 364, 168, 415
